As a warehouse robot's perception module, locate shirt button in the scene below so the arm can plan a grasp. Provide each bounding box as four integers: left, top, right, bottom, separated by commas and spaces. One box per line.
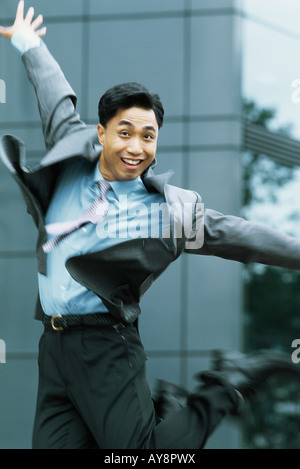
60, 285, 66, 291
82, 227, 87, 233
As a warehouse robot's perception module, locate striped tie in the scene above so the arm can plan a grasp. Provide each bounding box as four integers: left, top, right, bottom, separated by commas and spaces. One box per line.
42, 180, 111, 253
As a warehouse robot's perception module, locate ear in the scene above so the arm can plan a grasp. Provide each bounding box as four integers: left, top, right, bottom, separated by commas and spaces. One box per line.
97, 124, 105, 146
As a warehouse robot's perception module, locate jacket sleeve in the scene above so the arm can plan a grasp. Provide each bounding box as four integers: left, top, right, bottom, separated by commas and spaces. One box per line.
21, 43, 86, 151
185, 207, 300, 271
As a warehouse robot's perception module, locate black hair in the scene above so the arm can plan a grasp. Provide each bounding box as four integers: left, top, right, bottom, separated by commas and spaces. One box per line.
98, 82, 164, 129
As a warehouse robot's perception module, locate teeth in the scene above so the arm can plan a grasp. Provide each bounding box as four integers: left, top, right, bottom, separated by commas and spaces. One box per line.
122, 158, 141, 166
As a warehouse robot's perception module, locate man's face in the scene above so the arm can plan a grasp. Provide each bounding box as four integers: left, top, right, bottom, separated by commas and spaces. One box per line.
97, 107, 159, 181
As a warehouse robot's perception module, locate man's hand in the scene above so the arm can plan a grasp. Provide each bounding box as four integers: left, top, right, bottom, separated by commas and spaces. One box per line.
0, 0, 46, 40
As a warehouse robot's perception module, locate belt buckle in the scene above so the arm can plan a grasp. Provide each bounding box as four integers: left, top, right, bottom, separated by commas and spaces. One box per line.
51, 315, 64, 331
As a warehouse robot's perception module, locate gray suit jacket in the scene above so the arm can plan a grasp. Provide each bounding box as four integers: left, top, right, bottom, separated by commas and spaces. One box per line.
1, 44, 300, 323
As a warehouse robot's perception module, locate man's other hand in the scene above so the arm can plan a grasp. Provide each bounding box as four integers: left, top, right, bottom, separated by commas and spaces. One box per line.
0, 0, 46, 40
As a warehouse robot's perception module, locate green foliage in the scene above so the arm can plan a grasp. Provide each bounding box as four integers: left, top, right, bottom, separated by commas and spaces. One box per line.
243, 266, 300, 352
243, 100, 276, 128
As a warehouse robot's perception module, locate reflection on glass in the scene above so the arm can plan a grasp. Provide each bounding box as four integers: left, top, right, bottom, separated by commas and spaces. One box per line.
243, 15, 300, 140
242, 1, 300, 447
242, 100, 300, 448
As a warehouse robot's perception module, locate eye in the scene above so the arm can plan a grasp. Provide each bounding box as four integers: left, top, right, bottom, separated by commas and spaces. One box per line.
144, 134, 155, 140
119, 129, 130, 137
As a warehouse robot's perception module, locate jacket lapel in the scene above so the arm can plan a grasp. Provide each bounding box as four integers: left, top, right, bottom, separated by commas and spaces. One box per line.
0, 134, 26, 174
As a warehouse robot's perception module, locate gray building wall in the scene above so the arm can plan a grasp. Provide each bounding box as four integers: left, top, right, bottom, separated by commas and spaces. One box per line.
0, 0, 243, 449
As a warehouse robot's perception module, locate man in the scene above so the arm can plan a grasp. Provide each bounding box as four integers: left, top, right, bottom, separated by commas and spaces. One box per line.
1, 1, 300, 449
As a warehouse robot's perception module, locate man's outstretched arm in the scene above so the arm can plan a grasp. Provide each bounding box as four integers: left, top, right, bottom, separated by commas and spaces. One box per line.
185, 207, 300, 271
0, 0, 86, 151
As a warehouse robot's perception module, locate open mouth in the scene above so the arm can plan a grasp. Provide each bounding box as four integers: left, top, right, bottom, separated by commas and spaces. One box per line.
121, 158, 143, 167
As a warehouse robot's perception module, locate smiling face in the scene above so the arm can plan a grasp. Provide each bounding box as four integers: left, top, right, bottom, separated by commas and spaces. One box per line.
97, 107, 159, 181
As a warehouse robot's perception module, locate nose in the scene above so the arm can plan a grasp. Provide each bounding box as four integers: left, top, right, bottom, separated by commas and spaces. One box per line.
127, 137, 143, 156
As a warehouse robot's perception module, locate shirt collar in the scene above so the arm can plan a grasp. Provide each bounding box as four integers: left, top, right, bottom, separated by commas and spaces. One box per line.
92, 160, 145, 198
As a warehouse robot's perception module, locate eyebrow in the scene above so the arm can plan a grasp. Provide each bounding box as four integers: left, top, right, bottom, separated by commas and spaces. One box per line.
118, 120, 157, 134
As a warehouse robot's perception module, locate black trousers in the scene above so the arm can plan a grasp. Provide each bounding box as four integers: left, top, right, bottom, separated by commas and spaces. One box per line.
32, 323, 238, 449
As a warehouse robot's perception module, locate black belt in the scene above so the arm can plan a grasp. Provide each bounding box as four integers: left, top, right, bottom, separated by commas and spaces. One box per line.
43, 313, 122, 331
